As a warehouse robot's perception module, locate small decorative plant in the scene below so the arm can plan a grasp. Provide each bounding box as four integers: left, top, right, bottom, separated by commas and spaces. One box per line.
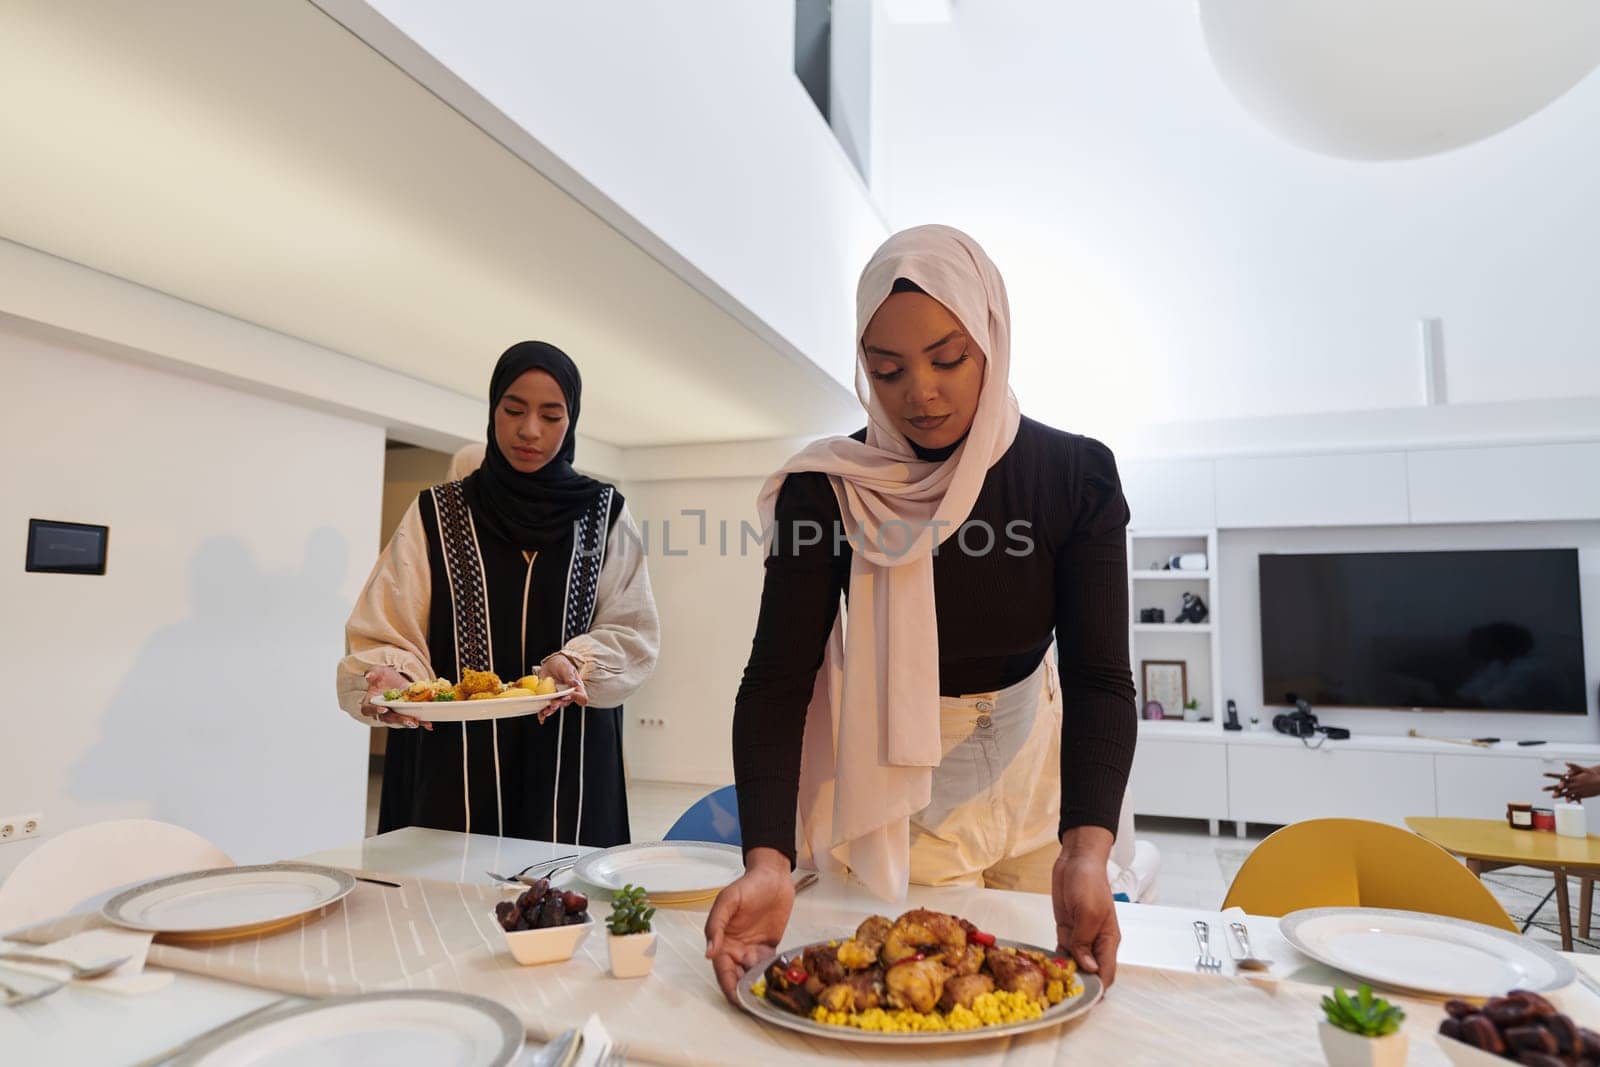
1322, 985, 1405, 1038
1184, 698, 1200, 713
606, 884, 655, 936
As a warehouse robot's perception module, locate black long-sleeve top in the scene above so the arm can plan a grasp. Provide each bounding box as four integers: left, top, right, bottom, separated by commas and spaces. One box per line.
732, 416, 1138, 863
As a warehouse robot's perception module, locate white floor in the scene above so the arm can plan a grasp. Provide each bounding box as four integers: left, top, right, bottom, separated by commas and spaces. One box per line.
1135, 816, 1272, 910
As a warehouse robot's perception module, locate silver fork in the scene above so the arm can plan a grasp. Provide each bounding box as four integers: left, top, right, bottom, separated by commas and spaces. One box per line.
1192, 920, 1221, 972
486, 854, 579, 885
0, 952, 132, 979
0, 969, 66, 1006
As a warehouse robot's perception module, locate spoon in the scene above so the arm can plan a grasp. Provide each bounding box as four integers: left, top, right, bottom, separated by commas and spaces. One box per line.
1227, 922, 1273, 972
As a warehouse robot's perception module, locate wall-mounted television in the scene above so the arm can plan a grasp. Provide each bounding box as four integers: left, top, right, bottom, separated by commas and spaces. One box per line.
1259, 549, 1587, 714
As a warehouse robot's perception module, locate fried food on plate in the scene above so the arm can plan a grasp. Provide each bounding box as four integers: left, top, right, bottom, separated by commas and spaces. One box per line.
458, 668, 503, 697
754, 906, 1083, 1035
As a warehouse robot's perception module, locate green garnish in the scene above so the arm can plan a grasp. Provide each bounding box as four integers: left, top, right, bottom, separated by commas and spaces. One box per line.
434, 691, 457, 702
383, 689, 401, 700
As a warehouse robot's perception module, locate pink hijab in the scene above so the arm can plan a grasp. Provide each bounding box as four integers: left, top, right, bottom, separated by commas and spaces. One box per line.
756, 225, 1021, 899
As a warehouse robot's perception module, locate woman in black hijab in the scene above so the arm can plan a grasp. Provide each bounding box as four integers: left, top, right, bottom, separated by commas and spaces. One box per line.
339, 342, 660, 845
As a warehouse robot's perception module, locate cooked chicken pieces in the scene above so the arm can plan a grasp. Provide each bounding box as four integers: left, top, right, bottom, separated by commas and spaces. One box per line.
951, 943, 985, 977
458, 668, 502, 696
885, 957, 953, 1014
817, 970, 887, 1013
939, 973, 995, 1012
802, 943, 848, 989
883, 908, 968, 966
764, 908, 1075, 1024
985, 947, 1046, 1005
838, 914, 893, 969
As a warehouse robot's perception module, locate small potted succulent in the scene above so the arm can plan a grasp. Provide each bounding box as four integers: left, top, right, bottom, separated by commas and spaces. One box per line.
1319, 984, 1408, 1067
605, 884, 657, 978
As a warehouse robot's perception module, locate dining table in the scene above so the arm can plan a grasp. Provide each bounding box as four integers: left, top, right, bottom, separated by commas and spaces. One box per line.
5, 826, 1600, 1065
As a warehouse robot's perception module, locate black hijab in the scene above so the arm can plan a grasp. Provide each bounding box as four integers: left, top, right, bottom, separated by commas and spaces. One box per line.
462, 341, 608, 550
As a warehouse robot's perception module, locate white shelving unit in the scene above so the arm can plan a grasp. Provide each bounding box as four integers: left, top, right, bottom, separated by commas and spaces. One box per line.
1127, 527, 1227, 833
1127, 528, 1222, 732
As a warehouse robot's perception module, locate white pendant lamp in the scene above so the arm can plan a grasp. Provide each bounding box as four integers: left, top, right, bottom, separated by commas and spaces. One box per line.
1197, 0, 1600, 160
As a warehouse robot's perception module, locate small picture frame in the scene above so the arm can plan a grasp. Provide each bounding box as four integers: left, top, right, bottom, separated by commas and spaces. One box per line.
1141, 660, 1188, 720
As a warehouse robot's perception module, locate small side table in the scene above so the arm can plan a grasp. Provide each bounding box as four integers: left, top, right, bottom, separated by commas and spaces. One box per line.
1407, 816, 1600, 951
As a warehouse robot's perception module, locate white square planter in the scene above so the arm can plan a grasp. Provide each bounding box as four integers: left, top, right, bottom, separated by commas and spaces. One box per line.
1318, 1021, 1409, 1067
608, 931, 657, 978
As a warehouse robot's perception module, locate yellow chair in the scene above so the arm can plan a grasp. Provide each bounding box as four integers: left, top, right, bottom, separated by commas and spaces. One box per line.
1222, 818, 1517, 931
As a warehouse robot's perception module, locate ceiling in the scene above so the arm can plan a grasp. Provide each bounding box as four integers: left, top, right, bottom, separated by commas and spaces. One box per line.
0, 0, 860, 447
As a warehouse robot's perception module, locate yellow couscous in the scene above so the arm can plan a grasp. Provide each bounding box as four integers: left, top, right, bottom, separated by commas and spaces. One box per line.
808, 988, 1058, 1033
757, 977, 1083, 1034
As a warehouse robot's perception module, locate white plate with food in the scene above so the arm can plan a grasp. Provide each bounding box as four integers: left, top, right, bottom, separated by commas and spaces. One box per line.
373, 669, 575, 722
572, 841, 743, 903
103, 863, 356, 941
1280, 907, 1574, 997
737, 909, 1103, 1044
171, 991, 524, 1066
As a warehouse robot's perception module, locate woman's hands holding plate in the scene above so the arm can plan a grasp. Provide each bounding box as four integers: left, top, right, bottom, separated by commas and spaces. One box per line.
361, 666, 432, 730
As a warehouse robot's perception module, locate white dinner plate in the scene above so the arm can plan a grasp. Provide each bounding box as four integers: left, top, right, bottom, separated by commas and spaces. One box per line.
1280, 907, 1574, 997
736, 938, 1104, 1045
374, 689, 575, 722
171, 991, 524, 1066
572, 841, 743, 902
103, 863, 355, 940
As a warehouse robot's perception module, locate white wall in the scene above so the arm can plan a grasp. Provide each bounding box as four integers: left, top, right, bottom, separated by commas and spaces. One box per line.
346, 0, 888, 393
1219, 523, 1600, 744
876, 3, 1600, 441
619, 477, 774, 786
0, 323, 380, 876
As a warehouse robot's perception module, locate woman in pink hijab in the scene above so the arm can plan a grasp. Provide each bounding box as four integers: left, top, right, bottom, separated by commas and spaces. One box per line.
705, 225, 1137, 1000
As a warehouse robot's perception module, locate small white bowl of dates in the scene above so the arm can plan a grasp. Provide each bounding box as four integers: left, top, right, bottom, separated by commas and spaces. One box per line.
494, 879, 594, 965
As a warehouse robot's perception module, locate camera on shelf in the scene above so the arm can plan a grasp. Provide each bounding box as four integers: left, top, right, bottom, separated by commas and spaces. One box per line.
1273, 700, 1319, 738
1139, 608, 1165, 624
1272, 696, 1351, 740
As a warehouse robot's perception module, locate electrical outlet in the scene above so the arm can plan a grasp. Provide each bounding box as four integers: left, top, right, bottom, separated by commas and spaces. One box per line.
0, 812, 42, 843
633, 718, 667, 728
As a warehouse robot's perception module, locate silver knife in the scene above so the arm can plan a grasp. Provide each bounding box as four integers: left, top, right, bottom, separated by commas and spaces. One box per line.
126, 997, 294, 1067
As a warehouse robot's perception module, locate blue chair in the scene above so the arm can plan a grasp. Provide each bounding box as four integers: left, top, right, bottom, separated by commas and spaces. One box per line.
664, 785, 741, 845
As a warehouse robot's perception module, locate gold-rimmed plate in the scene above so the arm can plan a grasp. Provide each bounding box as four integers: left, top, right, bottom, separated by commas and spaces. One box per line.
171, 991, 524, 1066
571, 841, 743, 903
103, 862, 355, 941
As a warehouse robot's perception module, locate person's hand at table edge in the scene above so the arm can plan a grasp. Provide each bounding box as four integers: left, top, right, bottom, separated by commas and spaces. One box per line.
705, 846, 795, 1004
1054, 825, 1119, 987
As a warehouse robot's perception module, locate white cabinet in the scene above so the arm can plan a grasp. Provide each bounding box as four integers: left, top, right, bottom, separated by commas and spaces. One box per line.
1435, 751, 1600, 828
1129, 737, 1228, 820
1121, 459, 1216, 531
1227, 744, 1435, 825
1214, 452, 1410, 528
1433, 754, 1547, 821
1407, 442, 1600, 524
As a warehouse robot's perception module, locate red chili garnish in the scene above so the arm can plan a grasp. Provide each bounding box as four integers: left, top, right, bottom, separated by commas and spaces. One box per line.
970, 930, 997, 947
889, 952, 927, 970
1051, 957, 1072, 968
784, 967, 808, 985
